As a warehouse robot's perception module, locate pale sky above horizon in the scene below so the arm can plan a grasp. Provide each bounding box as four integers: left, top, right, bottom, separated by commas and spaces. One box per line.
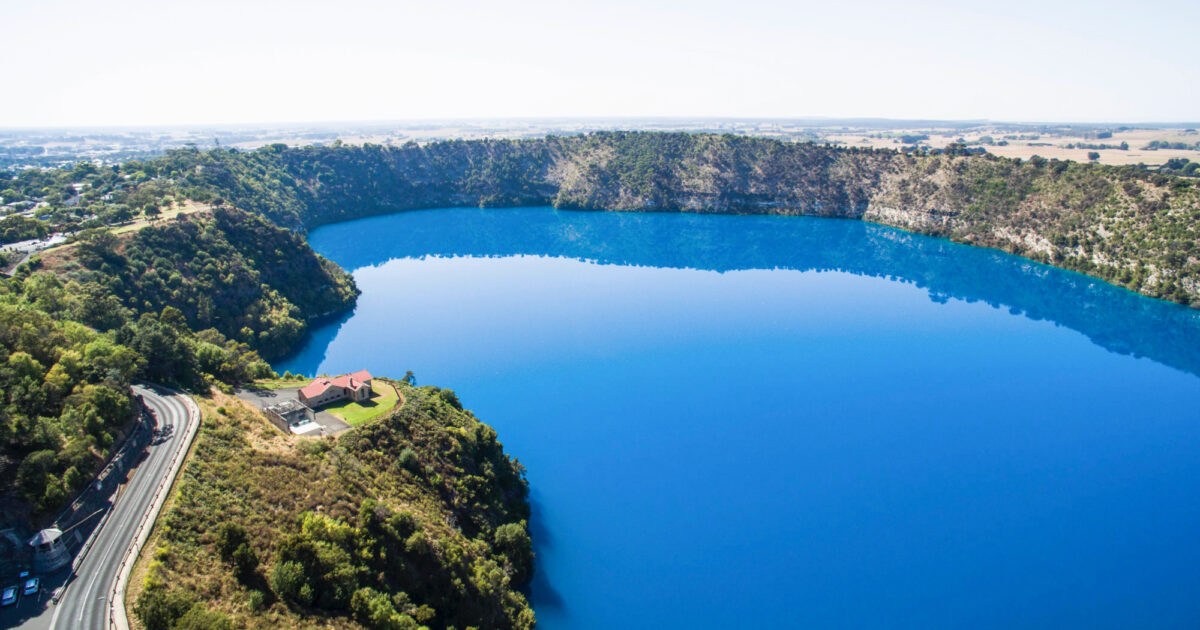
2, 0, 1197, 128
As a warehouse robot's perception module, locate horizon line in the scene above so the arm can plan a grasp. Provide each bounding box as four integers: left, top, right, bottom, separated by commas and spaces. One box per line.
3, 116, 1200, 133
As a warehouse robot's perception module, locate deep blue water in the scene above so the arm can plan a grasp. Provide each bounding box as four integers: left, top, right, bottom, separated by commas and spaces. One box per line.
277, 207, 1200, 629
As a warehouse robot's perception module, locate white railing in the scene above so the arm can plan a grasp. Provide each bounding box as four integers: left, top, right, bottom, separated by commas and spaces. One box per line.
50, 397, 152, 606
105, 388, 201, 630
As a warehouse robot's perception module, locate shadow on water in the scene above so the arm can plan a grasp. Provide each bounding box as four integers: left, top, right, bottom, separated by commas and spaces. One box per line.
302, 207, 1200, 378
273, 308, 356, 377
526, 495, 565, 613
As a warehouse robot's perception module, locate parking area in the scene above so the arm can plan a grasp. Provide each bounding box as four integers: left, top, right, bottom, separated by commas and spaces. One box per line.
234, 387, 352, 436
0, 568, 62, 630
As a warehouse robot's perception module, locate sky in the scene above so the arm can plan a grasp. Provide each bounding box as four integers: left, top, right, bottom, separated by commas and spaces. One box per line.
2, 0, 1197, 127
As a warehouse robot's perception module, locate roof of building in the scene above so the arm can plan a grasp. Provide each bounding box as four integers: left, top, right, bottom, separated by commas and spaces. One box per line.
265, 399, 311, 414
28, 528, 62, 546
299, 370, 373, 399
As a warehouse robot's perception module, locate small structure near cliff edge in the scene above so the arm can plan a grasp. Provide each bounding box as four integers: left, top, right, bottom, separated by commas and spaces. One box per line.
263, 399, 318, 434
28, 528, 70, 573
298, 370, 373, 408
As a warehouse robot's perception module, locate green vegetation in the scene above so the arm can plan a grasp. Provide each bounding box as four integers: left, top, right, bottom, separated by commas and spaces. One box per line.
0, 273, 283, 524
0, 214, 50, 244
46, 207, 358, 359
1142, 140, 1200, 151
0, 160, 203, 237
1065, 141, 1128, 151
322, 380, 401, 427
133, 385, 534, 630
1, 206, 357, 524
876, 152, 1200, 305
1159, 158, 1200, 178
0, 283, 140, 520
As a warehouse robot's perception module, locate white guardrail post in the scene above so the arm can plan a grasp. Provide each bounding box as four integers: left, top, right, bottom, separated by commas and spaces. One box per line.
106, 389, 201, 630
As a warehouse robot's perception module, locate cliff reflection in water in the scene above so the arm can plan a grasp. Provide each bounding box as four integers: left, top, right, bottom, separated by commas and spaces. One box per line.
306, 206, 1200, 378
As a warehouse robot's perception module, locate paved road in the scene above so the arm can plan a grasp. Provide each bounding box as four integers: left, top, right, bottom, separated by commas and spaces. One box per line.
3, 385, 197, 630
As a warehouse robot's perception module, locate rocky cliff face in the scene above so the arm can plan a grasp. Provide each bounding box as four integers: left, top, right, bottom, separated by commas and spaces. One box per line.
538, 135, 1199, 307
170, 132, 1200, 307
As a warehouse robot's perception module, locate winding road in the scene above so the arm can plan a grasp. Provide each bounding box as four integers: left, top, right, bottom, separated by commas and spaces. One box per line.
4, 384, 199, 630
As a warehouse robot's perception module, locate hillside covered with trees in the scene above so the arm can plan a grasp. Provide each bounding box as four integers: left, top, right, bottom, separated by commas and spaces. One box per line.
0, 287, 140, 523
132, 384, 534, 630
1, 206, 357, 526
38, 206, 358, 359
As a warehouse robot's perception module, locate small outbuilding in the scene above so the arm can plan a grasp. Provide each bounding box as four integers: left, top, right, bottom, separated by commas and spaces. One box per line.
28, 528, 70, 573
263, 399, 316, 433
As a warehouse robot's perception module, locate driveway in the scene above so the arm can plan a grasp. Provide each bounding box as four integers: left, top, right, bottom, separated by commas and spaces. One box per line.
234, 387, 352, 436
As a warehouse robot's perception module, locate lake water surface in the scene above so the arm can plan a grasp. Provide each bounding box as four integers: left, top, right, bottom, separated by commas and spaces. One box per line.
277, 207, 1200, 629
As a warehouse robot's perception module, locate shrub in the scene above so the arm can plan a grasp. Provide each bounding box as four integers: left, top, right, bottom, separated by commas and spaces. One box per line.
437, 388, 462, 410
351, 587, 421, 630
246, 589, 267, 611
215, 522, 248, 561
173, 603, 233, 630
271, 560, 312, 606
397, 447, 419, 472
134, 587, 195, 630
232, 542, 259, 582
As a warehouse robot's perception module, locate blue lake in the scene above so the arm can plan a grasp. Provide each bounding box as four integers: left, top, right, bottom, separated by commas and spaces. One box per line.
277, 207, 1200, 629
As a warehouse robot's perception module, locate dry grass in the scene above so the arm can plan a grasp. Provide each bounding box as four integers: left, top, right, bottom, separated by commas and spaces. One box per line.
823, 127, 1199, 167
249, 377, 313, 390
26, 201, 212, 267
124, 382, 529, 629
110, 200, 210, 235
126, 391, 367, 629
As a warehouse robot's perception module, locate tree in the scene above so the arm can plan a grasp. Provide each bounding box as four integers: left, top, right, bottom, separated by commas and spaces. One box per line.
493, 521, 534, 585
74, 229, 122, 269
231, 543, 260, 582
271, 560, 312, 606
216, 522, 249, 560
1087, 151, 1101, 161
16, 450, 57, 502
397, 448, 420, 473
436, 388, 462, 410
350, 587, 420, 630
134, 587, 195, 630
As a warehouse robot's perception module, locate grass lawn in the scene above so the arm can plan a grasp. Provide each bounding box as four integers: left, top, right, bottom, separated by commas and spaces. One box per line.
323, 381, 400, 427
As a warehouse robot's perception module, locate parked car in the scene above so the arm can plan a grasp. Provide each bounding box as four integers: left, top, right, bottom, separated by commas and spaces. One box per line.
0, 585, 16, 607
22, 577, 39, 596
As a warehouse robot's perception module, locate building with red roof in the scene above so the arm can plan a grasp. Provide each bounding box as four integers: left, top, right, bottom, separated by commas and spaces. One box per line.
298, 370, 373, 408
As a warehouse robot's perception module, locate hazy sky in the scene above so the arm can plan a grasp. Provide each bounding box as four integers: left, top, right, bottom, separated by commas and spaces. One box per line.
3, 0, 1197, 127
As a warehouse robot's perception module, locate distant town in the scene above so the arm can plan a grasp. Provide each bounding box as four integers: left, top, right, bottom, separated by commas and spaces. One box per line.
2, 118, 1198, 171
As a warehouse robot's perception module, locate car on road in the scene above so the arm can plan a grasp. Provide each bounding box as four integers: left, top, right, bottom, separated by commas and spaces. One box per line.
22, 577, 39, 596
0, 584, 16, 606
